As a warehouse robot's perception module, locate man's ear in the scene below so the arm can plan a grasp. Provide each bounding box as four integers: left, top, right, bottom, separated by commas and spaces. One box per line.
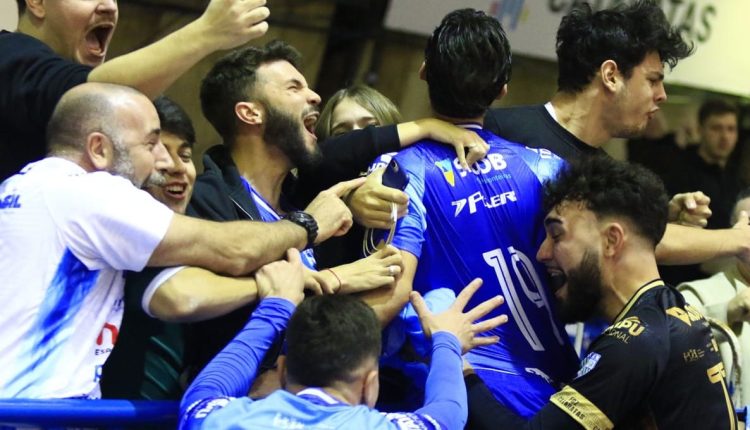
362, 368, 379, 408
25, 0, 46, 19
418, 61, 426, 81
496, 83, 508, 101
602, 222, 625, 258
85, 132, 113, 171
235, 101, 264, 127
600, 60, 620, 93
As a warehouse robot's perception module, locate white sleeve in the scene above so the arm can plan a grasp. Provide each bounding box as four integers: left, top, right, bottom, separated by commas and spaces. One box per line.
44, 171, 174, 271
141, 266, 187, 317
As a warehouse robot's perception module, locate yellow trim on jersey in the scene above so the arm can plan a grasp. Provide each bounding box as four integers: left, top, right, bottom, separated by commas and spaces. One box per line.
612, 279, 665, 324
550, 385, 614, 430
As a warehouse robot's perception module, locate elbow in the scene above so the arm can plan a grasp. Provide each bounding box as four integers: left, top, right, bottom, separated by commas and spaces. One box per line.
151, 288, 202, 323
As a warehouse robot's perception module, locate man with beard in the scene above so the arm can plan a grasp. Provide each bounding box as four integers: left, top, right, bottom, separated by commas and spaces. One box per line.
1, 0, 271, 181
0, 83, 356, 399
192, 40, 434, 377
465, 155, 738, 429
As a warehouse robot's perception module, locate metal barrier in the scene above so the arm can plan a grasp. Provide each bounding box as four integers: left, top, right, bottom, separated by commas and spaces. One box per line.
0, 399, 178, 429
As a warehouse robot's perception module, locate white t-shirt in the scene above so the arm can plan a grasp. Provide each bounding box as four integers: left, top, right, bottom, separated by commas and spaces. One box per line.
0, 158, 173, 398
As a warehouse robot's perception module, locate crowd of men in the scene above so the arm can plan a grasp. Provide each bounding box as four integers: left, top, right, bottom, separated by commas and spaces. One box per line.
0, 0, 747, 429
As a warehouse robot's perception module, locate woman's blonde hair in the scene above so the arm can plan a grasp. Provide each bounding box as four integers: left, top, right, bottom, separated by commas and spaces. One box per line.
316, 84, 402, 140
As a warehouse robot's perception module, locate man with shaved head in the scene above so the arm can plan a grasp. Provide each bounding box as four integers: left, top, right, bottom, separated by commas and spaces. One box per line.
0, 82, 355, 399
0, 0, 271, 180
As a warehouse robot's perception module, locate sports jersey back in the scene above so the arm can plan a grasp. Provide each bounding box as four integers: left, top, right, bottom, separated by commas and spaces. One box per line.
0, 158, 172, 398
389, 126, 577, 386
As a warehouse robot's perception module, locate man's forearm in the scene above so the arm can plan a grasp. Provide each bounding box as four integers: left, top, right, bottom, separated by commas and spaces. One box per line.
149, 215, 308, 276
656, 224, 749, 265
88, 21, 214, 99
149, 267, 258, 323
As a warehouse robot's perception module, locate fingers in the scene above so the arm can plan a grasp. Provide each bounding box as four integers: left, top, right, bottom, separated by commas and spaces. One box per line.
286, 248, 302, 265
465, 295, 505, 322
456, 143, 468, 171
328, 177, 367, 197
409, 291, 432, 319
453, 278, 483, 311
470, 335, 501, 348
734, 210, 749, 228
372, 186, 409, 205
465, 139, 489, 166
472, 314, 508, 333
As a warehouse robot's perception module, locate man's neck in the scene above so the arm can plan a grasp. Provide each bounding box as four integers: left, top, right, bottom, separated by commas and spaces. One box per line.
433, 111, 484, 127
550, 91, 611, 148
697, 146, 728, 169
599, 251, 661, 322
230, 136, 291, 211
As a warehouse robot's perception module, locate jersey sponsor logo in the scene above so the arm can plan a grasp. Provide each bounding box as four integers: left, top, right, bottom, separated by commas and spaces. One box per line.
382, 412, 432, 430
524, 146, 555, 159
271, 413, 305, 429
437, 153, 509, 187
0, 193, 22, 209
683, 348, 706, 363
666, 305, 704, 327
525, 367, 554, 384
97, 322, 119, 346
434, 159, 455, 186
451, 190, 517, 216
604, 316, 645, 344
189, 397, 233, 419
366, 153, 396, 176
576, 352, 601, 379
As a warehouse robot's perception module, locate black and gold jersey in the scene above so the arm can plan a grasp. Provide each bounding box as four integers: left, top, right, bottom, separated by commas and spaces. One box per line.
549, 280, 737, 430
465, 279, 738, 430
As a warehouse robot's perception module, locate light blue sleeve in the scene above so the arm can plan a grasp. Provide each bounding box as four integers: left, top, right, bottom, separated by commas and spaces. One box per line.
178, 298, 295, 430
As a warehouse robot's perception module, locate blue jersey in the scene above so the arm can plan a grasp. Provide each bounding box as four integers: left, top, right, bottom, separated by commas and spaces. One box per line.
384, 125, 578, 405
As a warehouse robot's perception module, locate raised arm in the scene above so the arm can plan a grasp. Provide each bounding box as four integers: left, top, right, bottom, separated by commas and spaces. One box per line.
89, 0, 269, 98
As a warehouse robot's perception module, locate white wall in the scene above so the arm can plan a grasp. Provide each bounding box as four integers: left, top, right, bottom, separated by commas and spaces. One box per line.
1, 0, 18, 31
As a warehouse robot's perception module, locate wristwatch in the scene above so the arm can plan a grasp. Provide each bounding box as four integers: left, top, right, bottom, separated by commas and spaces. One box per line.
284, 210, 318, 248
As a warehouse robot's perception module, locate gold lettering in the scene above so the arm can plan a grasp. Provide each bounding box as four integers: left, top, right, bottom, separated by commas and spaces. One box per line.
666, 307, 691, 326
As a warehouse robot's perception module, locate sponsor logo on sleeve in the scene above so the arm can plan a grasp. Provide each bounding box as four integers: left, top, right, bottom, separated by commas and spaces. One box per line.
576, 352, 602, 379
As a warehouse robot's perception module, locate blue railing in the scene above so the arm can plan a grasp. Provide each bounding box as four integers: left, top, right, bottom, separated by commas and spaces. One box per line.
0, 399, 178, 429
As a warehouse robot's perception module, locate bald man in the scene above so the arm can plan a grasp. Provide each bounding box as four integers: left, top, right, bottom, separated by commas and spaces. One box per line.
0, 82, 355, 399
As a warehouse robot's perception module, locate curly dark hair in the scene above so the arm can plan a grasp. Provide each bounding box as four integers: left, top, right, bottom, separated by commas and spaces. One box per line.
698, 98, 739, 126
200, 40, 301, 144
424, 8, 512, 119
543, 155, 669, 248
556, 0, 693, 93
285, 295, 381, 387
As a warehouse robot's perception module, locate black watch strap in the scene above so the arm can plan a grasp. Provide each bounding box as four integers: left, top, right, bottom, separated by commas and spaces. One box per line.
284, 210, 318, 248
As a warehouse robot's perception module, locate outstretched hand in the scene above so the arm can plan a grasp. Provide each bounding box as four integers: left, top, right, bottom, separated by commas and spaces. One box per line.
410, 278, 507, 354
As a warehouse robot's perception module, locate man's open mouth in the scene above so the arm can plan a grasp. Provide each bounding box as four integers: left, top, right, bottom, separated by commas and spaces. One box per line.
85, 23, 115, 56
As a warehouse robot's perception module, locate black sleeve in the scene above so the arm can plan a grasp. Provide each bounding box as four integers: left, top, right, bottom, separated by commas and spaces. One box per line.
465, 373, 582, 430
1, 33, 92, 130
293, 124, 400, 205
188, 172, 241, 221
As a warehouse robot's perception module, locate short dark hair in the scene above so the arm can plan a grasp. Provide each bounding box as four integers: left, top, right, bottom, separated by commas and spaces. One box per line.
556, 0, 693, 93
424, 8, 511, 119
285, 295, 381, 387
543, 155, 669, 248
16, 0, 25, 15
200, 40, 301, 144
698, 98, 739, 126
153, 96, 195, 147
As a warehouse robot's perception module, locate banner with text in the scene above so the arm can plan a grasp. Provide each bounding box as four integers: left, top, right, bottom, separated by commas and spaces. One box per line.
385, 0, 749, 97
